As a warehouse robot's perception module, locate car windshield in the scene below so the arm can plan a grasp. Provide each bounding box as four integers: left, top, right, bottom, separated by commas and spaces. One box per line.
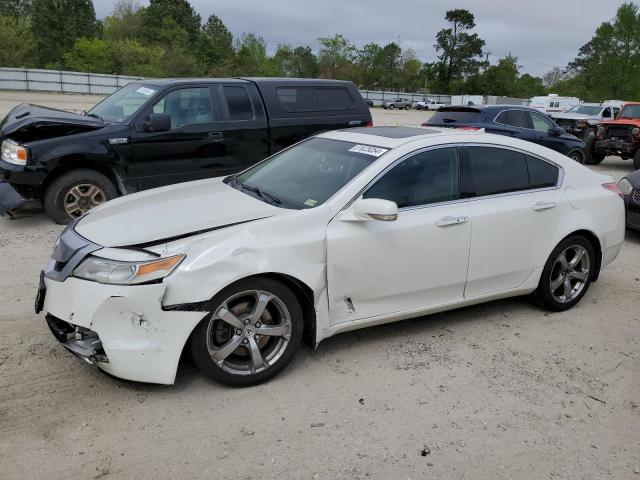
230, 138, 383, 209
618, 105, 640, 119
566, 105, 602, 116
86, 83, 158, 122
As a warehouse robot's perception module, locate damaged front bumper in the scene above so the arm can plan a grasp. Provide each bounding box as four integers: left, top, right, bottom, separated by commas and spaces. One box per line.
42, 276, 208, 384
0, 181, 26, 216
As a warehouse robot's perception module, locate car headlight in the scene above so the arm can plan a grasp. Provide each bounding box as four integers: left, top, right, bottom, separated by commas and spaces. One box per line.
1, 139, 28, 165
73, 254, 185, 285
618, 178, 633, 196
633, 128, 640, 137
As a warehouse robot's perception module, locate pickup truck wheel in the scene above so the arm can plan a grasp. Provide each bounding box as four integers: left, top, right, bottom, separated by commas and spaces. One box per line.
634, 150, 640, 170
404, 105, 410, 110
191, 277, 303, 387
583, 129, 596, 152
44, 169, 117, 224
567, 149, 585, 164
585, 152, 605, 165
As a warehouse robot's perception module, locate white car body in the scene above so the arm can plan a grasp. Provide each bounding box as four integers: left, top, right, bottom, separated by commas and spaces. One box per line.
41, 128, 625, 384
416, 99, 446, 110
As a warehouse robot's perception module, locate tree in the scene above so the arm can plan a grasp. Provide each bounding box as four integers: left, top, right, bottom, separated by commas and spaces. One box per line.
317, 34, 357, 79
0, 14, 36, 67
291, 46, 318, 77
542, 67, 567, 88
31, 0, 98, 68
0, 0, 31, 16
103, 0, 144, 42
142, 0, 201, 45
109, 39, 164, 77
434, 9, 485, 92
234, 33, 271, 76
63, 38, 112, 73
562, 2, 640, 100
197, 14, 233, 72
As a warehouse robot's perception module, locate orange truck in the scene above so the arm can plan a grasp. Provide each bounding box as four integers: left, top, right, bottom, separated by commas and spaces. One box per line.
593, 102, 640, 169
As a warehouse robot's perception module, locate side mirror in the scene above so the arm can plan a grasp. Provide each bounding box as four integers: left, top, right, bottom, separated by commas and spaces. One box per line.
549, 127, 563, 137
352, 198, 398, 221
144, 113, 171, 132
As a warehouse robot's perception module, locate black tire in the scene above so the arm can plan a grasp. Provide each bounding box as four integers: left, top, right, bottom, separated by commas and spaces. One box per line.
191, 277, 304, 387
585, 152, 606, 165
404, 104, 410, 110
390, 104, 395, 110
533, 235, 595, 311
44, 169, 117, 224
567, 149, 585, 164
634, 150, 640, 170
583, 128, 596, 152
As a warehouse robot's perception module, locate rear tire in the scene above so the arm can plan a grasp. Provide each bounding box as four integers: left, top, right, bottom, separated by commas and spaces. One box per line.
44, 169, 117, 224
585, 152, 605, 165
191, 277, 304, 387
533, 235, 595, 311
567, 149, 585, 164
405, 105, 410, 110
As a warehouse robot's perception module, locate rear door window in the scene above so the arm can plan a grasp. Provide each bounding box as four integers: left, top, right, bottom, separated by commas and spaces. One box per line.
276, 86, 355, 112
527, 155, 559, 188
464, 147, 529, 197
223, 86, 254, 121
495, 110, 530, 128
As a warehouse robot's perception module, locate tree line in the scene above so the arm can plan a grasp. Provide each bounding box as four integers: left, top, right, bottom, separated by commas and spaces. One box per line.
0, 0, 636, 101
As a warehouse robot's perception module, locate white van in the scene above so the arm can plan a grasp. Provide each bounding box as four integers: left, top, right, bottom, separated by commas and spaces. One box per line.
530, 94, 580, 113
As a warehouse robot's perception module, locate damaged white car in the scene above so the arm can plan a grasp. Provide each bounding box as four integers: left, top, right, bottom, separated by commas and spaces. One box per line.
37, 127, 625, 386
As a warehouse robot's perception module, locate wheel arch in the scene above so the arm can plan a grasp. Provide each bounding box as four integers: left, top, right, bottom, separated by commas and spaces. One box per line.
557, 229, 603, 282
40, 156, 127, 197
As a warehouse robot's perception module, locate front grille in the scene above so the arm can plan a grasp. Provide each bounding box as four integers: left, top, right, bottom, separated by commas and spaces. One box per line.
632, 188, 640, 204
605, 126, 632, 140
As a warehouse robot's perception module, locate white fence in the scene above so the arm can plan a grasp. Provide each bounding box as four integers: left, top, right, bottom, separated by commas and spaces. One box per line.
0, 68, 143, 95
0, 68, 530, 107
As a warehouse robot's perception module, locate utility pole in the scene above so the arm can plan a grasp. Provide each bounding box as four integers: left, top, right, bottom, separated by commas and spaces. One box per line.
483, 51, 492, 72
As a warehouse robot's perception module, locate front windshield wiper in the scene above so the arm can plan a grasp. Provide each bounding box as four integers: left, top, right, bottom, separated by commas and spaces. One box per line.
85, 112, 103, 120
239, 183, 282, 205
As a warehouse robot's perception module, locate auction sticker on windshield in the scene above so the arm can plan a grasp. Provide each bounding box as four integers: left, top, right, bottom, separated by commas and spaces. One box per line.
136, 87, 156, 96
348, 145, 389, 157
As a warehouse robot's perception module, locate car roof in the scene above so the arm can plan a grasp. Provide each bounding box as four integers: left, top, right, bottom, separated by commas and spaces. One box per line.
319, 126, 484, 148
137, 77, 354, 87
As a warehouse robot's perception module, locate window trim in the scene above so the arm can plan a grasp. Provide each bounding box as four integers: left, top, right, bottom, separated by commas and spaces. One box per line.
459, 143, 564, 201
494, 109, 533, 130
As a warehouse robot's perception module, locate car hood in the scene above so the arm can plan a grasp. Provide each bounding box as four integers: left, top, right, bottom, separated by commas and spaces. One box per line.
552, 113, 594, 121
74, 178, 285, 248
0, 103, 105, 139
601, 117, 640, 127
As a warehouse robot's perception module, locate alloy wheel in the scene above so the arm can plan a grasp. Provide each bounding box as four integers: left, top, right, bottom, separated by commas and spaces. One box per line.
549, 245, 590, 303
64, 183, 107, 218
206, 290, 292, 375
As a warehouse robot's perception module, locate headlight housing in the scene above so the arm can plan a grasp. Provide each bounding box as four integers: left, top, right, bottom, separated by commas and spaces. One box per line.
1, 139, 28, 165
618, 178, 633, 196
73, 254, 185, 285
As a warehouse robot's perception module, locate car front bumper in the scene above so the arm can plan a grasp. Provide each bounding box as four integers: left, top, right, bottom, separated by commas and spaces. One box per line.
594, 139, 637, 156
42, 276, 208, 384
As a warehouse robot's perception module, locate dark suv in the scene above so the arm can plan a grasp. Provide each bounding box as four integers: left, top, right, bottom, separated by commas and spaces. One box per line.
423, 105, 587, 163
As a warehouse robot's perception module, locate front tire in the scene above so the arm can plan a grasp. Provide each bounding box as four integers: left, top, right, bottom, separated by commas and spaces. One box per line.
44, 169, 117, 224
585, 151, 605, 165
534, 235, 595, 311
191, 278, 304, 387
634, 150, 640, 170
567, 149, 585, 164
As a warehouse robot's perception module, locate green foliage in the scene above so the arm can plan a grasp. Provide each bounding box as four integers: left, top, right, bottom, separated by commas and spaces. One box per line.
197, 14, 234, 73
63, 38, 111, 73
317, 34, 357, 79
142, 0, 200, 45
109, 39, 164, 77
0, 0, 31, 16
103, 0, 144, 42
433, 9, 485, 92
0, 14, 36, 67
234, 33, 272, 76
31, 0, 97, 68
556, 2, 640, 101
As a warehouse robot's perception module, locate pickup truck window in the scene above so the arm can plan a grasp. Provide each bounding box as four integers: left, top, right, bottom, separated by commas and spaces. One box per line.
87, 83, 157, 123
276, 86, 355, 112
223, 86, 254, 121
151, 88, 215, 129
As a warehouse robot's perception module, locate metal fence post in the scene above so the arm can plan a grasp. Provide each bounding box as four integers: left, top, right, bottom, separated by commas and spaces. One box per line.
59, 70, 63, 93
24, 68, 29, 91
87, 72, 91, 94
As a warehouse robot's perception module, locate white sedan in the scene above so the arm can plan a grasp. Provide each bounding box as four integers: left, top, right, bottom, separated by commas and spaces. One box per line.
37, 127, 625, 386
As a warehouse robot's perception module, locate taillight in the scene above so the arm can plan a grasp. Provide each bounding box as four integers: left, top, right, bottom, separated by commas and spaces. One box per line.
365, 121, 373, 127
602, 182, 623, 198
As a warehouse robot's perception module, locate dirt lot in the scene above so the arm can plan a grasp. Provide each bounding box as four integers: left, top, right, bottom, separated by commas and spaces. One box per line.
0, 92, 639, 480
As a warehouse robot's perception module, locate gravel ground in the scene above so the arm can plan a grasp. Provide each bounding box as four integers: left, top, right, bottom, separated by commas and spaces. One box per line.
0, 92, 639, 480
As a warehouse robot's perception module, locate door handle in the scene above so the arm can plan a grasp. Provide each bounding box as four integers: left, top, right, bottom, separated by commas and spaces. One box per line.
531, 201, 557, 211
208, 131, 224, 142
436, 216, 468, 227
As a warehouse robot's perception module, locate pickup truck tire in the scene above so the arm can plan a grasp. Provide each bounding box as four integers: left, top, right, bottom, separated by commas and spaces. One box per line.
567, 149, 585, 164
634, 150, 640, 170
404, 105, 410, 110
585, 152, 605, 165
44, 169, 117, 224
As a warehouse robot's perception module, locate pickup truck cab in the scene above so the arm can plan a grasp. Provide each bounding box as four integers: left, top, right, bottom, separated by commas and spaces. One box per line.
415, 99, 446, 111
0, 77, 372, 223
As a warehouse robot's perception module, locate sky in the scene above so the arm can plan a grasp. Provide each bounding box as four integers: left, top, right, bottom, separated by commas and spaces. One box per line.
93, 0, 625, 77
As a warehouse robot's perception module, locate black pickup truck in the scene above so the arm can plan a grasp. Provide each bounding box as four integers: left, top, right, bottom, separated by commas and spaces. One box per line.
0, 77, 372, 223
